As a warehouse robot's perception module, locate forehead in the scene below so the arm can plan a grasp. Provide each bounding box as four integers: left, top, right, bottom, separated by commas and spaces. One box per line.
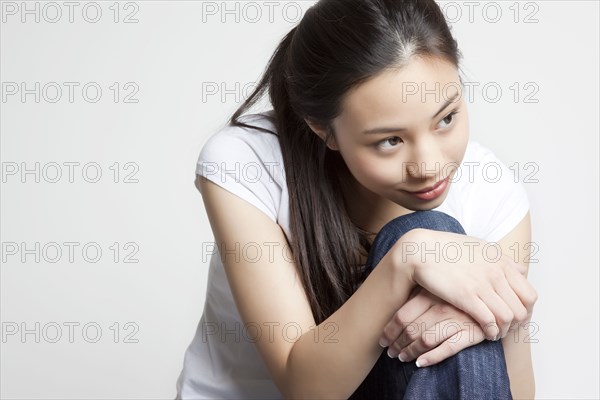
336, 56, 461, 129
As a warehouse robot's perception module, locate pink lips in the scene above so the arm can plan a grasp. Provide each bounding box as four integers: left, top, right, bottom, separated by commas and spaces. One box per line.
404, 177, 450, 201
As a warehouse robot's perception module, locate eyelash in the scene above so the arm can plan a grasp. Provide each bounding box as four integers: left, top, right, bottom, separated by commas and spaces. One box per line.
376, 109, 460, 150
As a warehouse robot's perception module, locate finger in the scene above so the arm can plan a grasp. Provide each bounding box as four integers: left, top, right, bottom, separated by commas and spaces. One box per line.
386, 305, 440, 357
395, 302, 458, 350
414, 328, 486, 368
387, 315, 429, 358
493, 272, 529, 325
391, 311, 451, 356
391, 318, 426, 356
504, 263, 538, 317
455, 294, 499, 341
478, 289, 514, 340
380, 290, 434, 348
398, 319, 463, 362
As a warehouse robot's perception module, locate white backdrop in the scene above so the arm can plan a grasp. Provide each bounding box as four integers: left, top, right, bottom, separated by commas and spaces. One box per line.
1, 1, 598, 398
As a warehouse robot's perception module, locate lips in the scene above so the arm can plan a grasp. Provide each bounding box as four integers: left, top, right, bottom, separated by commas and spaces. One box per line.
407, 177, 448, 194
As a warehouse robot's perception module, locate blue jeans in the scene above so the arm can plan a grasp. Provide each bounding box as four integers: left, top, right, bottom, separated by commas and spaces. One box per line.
348, 210, 513, 400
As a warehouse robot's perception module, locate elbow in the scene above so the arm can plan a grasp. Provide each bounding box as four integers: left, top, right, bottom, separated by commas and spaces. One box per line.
280, 373, 339, 399
281, 354, 346, 400
284, 387, 346, 400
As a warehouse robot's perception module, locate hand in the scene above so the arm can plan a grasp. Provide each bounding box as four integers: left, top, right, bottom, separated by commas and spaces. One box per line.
398, 229, 537, 341
381, 286, 486, 367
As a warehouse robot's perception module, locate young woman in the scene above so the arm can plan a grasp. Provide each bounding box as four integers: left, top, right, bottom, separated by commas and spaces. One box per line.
176, 0, 538, 398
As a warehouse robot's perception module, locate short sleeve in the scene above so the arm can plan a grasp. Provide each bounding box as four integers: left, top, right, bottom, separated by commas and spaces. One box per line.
465, 147, 530, 243
195, 126, 281, 223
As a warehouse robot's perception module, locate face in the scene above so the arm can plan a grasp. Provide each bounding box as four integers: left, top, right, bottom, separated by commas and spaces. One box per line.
310, 56, 469, 218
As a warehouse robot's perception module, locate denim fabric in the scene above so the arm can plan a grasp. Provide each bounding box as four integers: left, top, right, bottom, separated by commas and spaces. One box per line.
348, 210, 512, 400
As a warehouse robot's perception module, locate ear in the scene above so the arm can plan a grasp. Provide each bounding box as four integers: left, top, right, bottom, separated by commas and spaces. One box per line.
304, 118, 339, 151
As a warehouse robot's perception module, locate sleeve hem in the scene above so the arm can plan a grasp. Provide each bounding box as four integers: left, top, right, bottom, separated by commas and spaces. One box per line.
195, 168, 278, 224
485, 202, 530, 243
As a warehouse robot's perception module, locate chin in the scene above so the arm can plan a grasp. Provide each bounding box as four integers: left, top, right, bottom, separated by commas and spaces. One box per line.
408, 203, 440, 211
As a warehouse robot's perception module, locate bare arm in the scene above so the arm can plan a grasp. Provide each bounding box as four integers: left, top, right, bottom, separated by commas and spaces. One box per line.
380, 212, 537, 398
198, 176, 418, 399
497, 211, 536, 399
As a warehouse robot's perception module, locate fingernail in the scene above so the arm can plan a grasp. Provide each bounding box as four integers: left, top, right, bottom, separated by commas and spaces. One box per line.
387, 349, 395, 358
398, 352, 407, 362
379, 339, 389, 348
416, 358, 427, 368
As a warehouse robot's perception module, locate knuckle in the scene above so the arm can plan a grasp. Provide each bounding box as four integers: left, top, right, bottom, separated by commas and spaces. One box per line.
381, 323, 394, 338
433, 303, 454, 315
484, 315, 497, 328
530, 288, 539, 303
445, 338, 460, 355
498, 310, 513, 326
515, 307, 528, 322
444, 322, 461, 337
393, 311, 407, 326
523, 290, 538, 307
404, 325, 420, 341
421, 333, 438, 348
483, 320, 498, 337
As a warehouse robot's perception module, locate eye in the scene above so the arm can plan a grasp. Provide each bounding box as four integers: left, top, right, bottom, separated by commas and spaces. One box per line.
438, 109, 460, 129
377, 136, 403, 150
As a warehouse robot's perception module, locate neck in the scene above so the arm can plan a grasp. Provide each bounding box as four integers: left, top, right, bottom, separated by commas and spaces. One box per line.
339, 168, 412, 240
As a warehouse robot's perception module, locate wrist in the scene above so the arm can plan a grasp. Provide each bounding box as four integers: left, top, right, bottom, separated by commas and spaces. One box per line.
391, 229, 422, 286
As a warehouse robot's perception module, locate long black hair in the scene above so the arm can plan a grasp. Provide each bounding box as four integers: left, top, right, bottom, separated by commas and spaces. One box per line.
228, 0, 462, 325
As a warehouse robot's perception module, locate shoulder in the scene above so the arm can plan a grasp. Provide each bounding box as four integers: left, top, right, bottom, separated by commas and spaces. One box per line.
197, 109, 282, 178
198, 109, 281, 171
195, 109, 286, 223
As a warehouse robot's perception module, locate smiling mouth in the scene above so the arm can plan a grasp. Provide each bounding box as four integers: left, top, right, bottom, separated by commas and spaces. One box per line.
405, 177, 448, 194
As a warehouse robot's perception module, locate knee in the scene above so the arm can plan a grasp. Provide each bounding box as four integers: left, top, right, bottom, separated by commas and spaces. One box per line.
386, 210, 465, 235
373, 210, 465, 247
366, 211, 466, 271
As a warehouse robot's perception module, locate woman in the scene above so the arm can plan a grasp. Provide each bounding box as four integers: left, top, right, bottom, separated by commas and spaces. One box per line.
176, 0, 537, 398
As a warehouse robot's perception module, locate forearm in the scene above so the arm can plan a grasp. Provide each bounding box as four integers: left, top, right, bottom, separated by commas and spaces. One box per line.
284, 245, 416, 399
496, 212, 536, 400
503, 324, 535, 399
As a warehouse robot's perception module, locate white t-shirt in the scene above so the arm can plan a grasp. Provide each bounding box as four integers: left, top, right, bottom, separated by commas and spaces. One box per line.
175, 110, 530, 399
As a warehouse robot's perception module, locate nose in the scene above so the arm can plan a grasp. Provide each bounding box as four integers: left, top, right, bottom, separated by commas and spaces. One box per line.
404, 138, 442, 180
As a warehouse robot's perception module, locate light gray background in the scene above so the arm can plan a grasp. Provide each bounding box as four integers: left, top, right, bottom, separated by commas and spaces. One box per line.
1, 1, 598, 398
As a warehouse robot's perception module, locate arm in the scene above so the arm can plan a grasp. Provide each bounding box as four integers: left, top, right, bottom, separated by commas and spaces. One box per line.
380, 213, 537, 385
197, 176, 418, 399
497, 211, 536, 399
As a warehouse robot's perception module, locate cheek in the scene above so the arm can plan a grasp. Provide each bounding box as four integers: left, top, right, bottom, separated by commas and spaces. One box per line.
453, 123, 469, 159
443, 117, 469, 163
346, 152, 396, 188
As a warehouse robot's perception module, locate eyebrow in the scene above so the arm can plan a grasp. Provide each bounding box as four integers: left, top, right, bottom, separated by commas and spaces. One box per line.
362, 91, 460, 135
